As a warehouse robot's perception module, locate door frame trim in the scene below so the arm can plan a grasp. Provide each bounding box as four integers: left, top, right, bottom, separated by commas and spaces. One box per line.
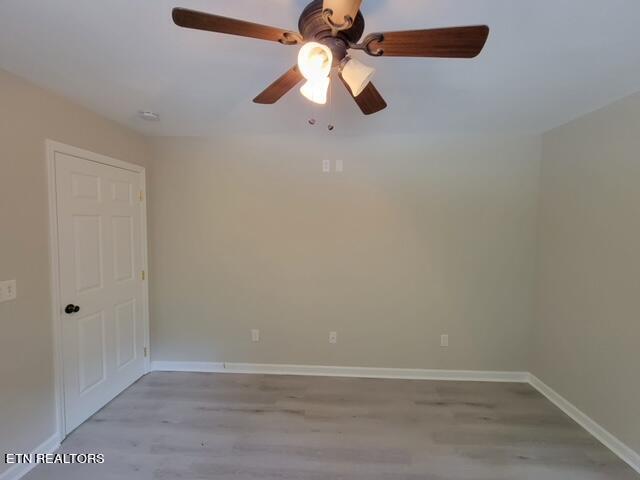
46, 140, 150, 439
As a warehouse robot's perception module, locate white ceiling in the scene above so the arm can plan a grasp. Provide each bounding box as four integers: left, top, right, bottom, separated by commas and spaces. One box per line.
2, 0, 640, 137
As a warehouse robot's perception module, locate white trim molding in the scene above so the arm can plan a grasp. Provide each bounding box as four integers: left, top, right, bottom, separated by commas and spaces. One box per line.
0, 433, 60, 480
151, 361, 529, 383
151, 361, 226, 373
529, 374, 640, 474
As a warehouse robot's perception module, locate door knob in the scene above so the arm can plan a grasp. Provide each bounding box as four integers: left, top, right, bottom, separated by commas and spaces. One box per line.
65, 304, 80, 314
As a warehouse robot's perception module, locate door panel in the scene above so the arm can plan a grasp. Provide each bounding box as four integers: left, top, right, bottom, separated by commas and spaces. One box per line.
55, 151, 145, 433
111, 181, 132, 204
73, 215, 103, 293
71, 173, 101, 200
77, 311, 106, 393
115, 299, 136, 369
112, 216, 134, 282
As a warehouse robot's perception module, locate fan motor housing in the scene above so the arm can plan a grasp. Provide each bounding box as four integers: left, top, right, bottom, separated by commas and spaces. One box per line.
298, 0, 364, 64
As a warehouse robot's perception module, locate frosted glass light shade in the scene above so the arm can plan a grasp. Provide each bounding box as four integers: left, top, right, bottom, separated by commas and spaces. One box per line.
341, 57, 375, 97
298, 42, 333, 81
300, 77, 330, 105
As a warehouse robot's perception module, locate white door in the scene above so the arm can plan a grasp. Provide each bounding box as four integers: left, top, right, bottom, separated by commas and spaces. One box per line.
54, 151, 146, 433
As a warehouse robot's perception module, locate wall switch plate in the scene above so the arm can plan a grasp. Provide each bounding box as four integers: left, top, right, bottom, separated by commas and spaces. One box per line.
335, 159, 343, 173
0, 280, 17, 303
251, 329, 260, 342
322, 159, 331, 173
329, 331, 337, 344
440, 334, 449, 347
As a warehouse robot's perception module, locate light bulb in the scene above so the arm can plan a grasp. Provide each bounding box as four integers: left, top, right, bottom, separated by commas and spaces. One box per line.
298, 42, 333, 81
300, 77, 330, 105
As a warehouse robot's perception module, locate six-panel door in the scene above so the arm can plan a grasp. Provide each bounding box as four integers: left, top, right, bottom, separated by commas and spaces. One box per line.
55, 152, 145, 433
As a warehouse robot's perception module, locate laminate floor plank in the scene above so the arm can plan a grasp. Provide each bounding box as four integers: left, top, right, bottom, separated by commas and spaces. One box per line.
23, 372, 639, 480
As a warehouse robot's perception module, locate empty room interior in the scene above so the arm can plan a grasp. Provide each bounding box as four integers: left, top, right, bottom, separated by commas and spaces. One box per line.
1, 0, 639, 479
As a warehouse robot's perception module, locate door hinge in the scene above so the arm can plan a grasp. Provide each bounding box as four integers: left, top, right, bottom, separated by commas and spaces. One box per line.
139, 190, 144, 202
144, 347, 148, 357
141, 270, 146, 281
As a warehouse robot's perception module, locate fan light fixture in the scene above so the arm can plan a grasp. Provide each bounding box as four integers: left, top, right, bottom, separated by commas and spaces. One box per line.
298, 42, 333, 105
172, 2, 491, 116
300, 76, 330, 104
340, 57, 375, 97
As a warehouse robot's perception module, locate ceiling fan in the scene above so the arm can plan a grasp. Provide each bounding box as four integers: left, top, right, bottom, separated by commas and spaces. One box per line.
172, 0, 489, 115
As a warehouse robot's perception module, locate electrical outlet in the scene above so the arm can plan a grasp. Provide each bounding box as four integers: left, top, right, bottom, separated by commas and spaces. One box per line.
440, 334, 449, 347
251, 329, 260, 342
0, 280, 17, 303
322, 159, 331, 173
335, 159, 343, 173
329, 331, 337, 344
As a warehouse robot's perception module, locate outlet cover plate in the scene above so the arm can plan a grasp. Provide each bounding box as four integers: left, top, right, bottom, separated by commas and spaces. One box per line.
0, 280, 17, 303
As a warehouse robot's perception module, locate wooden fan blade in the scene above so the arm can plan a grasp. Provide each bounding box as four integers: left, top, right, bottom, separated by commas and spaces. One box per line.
339, 75, 387, 115
253, 66, 304, 104
363, 25, 489, 58
172, 8, 301, 44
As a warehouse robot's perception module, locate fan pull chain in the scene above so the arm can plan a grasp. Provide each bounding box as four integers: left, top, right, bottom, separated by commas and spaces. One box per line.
327, 72, 335, 132
307, 71, 335, 131
308, 99, 316, 125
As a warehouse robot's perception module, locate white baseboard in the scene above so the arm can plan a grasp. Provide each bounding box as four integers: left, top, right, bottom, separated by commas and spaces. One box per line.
151, 360, 528, 383
528, 374, 640, 474
0, 432, 60, 480
151, 361, 226, 373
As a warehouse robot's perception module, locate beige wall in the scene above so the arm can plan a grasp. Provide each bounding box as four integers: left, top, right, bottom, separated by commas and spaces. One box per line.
533, 92, 640, 453
0, 69, 150, 475
148, 134, 541, 371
